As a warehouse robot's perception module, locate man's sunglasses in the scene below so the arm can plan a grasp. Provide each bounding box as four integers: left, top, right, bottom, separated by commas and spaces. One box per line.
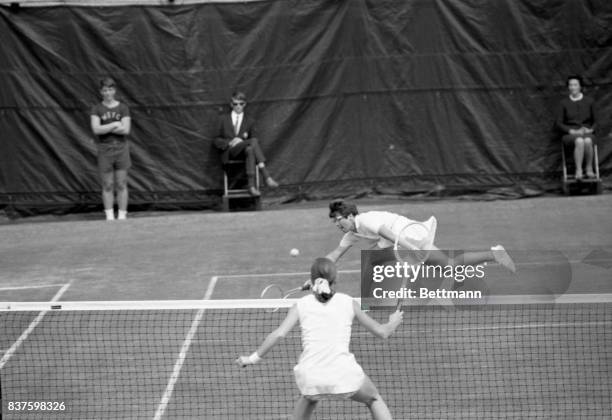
231, 101, 246, 106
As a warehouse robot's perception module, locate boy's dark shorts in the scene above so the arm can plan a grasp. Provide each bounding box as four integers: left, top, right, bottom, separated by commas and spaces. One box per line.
97, 141, 131, 173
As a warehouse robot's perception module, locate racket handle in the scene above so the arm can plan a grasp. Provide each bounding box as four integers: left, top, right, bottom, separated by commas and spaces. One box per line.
395, 300, 403, 312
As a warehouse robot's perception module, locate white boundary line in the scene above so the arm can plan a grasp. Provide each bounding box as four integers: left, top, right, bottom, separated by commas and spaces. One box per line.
218, 269, 359, 279
0, 283, 71, 370
152, 276, 218, 420
0, 284, 68, 291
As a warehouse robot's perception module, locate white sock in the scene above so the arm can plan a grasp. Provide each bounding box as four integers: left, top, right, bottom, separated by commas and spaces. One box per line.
117, 210, 127, 220
105, 209, 115, 220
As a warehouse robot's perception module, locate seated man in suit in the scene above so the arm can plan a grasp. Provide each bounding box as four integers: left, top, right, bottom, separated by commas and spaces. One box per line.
214, 91, 279, 196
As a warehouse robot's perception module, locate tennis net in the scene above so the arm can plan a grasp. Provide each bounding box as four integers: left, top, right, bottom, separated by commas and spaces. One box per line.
1, 295, 611, 419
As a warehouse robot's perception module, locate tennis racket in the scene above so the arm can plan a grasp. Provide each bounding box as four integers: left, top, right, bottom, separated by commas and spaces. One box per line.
393, 221, 433, 311
260, 283, 310, 312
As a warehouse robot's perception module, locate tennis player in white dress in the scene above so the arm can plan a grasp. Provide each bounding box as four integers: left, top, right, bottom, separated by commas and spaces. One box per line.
237, 258, 403, 420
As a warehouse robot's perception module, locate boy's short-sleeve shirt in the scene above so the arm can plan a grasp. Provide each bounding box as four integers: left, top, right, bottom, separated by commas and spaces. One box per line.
91, 103, 130, 143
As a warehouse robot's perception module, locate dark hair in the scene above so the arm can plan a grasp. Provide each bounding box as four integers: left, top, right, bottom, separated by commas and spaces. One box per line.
310, 257, 336, 303
231, 91, 247, 102
328, 199, 358, 218
99, 77, 116, 90
566, 75, 583, 88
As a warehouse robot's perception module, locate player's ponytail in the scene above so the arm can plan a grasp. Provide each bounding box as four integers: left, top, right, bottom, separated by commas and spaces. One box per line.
311, 277, 333, 302
310, 257, 336, 303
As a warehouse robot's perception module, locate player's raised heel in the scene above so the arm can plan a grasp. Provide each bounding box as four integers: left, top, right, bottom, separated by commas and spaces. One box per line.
491, 245, 516, 273
452, 279, 464, 289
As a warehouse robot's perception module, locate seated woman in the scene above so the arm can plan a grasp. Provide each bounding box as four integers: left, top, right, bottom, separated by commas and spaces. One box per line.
555, 75, 597, 180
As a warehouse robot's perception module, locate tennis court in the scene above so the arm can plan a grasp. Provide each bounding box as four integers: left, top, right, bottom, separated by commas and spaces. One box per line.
1, 195, 612, 418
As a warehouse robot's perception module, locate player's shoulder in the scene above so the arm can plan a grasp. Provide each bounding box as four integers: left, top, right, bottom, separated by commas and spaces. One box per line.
296, 294, 317, 307
331, 292, 354, 305
331, 293, 357, 315
356, 210, 395, 226
298, 294, 315, 302
298, 293, 352, 305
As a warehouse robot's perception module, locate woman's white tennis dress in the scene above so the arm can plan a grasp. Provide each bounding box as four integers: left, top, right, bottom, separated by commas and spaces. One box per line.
339, 211, 437, 250
293, 293, 365, 399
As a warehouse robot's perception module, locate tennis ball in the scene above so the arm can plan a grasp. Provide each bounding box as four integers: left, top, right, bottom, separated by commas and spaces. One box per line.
290, 248, 300, 257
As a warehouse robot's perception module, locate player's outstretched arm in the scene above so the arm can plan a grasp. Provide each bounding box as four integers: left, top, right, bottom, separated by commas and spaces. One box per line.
352, 300, 402, 339
236, 304, 299, 367
325, 245, 351, 263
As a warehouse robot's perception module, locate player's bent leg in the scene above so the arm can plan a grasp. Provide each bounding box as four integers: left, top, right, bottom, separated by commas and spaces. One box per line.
490, 245, 516, 273
350, 375, 393, 420
292, 396, 317, 420
424, 246, 452, 267
426, 245, 515, 276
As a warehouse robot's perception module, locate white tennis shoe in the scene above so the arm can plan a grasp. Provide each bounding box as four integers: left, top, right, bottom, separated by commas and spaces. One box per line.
491, 245, 516, 273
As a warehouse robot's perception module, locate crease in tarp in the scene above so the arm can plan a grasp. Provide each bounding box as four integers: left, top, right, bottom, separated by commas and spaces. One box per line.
0, 0, 610, 217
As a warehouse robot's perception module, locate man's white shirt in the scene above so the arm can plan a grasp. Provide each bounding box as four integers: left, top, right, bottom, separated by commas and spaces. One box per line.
231, 110, 243, 134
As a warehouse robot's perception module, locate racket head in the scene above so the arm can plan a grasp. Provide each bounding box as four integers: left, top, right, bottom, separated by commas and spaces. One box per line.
260, 284, 284, 312
393, 221, 433, 311
393, 221, 432, 263
260, 284, 306, 312
260, 284, 284, 299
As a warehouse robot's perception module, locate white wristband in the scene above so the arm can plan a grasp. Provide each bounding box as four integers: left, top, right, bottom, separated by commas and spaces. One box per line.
247, 352, 261, 364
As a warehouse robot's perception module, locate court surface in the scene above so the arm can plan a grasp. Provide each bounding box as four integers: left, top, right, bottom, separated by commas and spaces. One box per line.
1, 194, 611, 419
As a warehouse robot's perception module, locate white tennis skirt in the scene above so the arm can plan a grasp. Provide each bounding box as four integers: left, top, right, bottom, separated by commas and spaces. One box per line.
389, 215, 437, 250
293, 353, 366, 399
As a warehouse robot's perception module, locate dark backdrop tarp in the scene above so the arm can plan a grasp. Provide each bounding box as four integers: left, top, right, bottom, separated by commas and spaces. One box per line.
1, 0, 611, 215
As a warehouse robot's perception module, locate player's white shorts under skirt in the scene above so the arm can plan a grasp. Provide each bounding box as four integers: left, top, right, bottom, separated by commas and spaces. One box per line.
294, 353, 365, 399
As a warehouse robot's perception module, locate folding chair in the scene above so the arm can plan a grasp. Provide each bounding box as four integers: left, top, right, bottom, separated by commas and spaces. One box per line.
222, 159, 261, 211
561, 143, 602, 195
